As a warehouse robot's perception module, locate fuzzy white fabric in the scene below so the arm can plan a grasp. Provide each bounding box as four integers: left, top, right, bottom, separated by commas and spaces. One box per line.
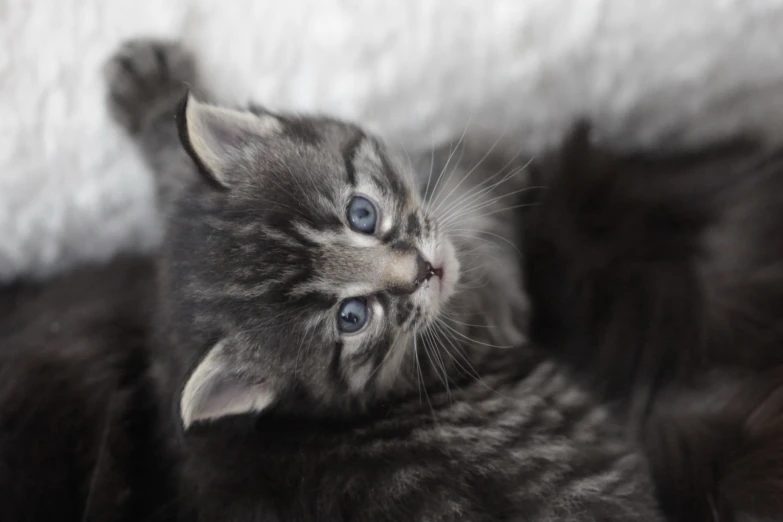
3, 0, 783, 281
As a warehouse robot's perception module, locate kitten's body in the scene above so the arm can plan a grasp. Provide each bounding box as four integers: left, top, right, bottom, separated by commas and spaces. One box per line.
0, 40, 662, 522
521, 126, 783, 521
181, 358, 656, 522
0, 267, 658, 522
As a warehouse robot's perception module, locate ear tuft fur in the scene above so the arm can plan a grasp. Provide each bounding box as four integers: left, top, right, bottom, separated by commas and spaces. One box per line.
180, 341, 276, 429
175, 93, 283, 189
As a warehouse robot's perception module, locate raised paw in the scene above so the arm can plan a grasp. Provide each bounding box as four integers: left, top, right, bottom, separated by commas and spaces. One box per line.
104, 39, 197, 134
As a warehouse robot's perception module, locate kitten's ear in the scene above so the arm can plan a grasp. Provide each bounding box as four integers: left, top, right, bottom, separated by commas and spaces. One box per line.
176, 93, 282, 189
180, 341, 276, 429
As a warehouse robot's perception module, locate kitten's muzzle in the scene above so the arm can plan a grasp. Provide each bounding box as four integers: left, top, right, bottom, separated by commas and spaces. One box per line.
415, 254, 443, 286
387, 252, 441, 296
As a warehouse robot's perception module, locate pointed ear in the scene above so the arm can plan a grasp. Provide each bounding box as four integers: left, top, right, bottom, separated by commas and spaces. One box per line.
180, 341, 276, 429
176, 93, 283, 189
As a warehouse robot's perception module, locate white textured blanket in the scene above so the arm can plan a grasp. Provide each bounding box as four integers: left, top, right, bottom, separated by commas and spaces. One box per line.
2, 0, 783, 280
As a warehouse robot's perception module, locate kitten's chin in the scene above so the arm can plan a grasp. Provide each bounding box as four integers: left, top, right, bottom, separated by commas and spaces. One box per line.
435, 238, 460, 303
408, 235, 460, 331
419, 237, 459, 322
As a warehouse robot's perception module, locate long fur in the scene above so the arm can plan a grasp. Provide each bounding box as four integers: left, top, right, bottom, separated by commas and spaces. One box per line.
0, 41, 666, 522
0, 257, 175, 522
520, 124, 783, 521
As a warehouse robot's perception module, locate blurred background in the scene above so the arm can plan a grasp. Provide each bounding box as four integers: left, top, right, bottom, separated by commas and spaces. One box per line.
2, 0, 783, 281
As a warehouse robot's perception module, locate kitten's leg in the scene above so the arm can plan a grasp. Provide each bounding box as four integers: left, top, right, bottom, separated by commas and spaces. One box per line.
103, 39, 201, 209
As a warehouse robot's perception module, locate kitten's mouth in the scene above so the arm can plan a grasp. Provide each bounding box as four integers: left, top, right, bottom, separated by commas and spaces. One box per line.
432, 238, 459, 302
419, 261, 444, 284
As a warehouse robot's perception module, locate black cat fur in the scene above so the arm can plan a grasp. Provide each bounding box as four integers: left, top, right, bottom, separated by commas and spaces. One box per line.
520, 123, 783, 522
0, 257, 176, 522
5, 121, 783, 522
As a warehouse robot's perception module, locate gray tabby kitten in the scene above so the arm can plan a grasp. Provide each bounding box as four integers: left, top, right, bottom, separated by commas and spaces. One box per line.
105, 39, 663, 521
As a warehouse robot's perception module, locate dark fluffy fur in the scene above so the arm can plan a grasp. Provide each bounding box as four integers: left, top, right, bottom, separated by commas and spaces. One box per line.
0, 41, 666, 522
0, 265, 661, 522
0, 257, 175, 522
132, 43, 661, 522
520, 124, 783, 521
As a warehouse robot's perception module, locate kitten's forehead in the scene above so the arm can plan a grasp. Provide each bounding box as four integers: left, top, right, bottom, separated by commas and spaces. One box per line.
195, 118, 427, 312
236, 120, 416, 224
348, 137, 413, 196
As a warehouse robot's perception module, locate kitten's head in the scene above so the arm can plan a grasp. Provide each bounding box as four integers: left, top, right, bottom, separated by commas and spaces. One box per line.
166, 96, 460, 427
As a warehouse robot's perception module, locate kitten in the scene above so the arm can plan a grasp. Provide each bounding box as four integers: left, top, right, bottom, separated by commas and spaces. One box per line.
0, 39, 662, 522
106, 39, 664, 521
520, 124, 783, 521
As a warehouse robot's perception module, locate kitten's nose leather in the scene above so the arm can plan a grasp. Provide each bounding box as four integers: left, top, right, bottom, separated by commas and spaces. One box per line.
386, 252, 440, 295
414, 254, 440, 286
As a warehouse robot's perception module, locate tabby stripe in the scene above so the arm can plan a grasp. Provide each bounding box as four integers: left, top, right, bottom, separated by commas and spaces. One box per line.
286, 290, 337, 311
375, 292, 390, 311
373, 139, 407, 196
347, 336, 388, 369
282, 118, 320, 144
382, 224, 401, 244
330, 341, 345, 387
389, 240, 414, 252
405, 213, 421, 237
343, 132, 365, 187
396, 300, 413, 327
284, 223, 319, 248
370, 174, 390, 196
551, 450, 626, 498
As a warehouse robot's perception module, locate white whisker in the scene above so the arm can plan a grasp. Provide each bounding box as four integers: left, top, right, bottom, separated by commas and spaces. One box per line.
445, 201, 542, 230
413, 336, 432, 413
436, 158, 533, 224
397, 139, 416, 188
441, 184, 546, 230
366, 328, 405, 382
441, 313, 498, 329
438, 319, 513, 349
436, 156, 535, 224
430, 320, 506, 397
426, 119, 472, 212
81, 393, 116, 522
423, 137, 436, 203
431, 320, 480, 382
430, 129, 508, 216
422, 331, 451, 400
448, 228, 524, 258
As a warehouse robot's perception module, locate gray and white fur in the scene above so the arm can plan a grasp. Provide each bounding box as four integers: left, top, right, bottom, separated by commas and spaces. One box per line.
104, 38, 663, 521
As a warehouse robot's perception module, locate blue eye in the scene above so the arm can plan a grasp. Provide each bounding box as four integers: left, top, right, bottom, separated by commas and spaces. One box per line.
338, 298, 369, 333
347, 196, 377, 234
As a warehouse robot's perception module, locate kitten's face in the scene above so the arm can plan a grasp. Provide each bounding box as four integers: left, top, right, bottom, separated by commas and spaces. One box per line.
170, 98, 460, 425
285, 137, 460, 394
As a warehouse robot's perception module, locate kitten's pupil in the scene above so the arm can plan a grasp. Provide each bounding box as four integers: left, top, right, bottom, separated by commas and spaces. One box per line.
338, 298, 369, 333
347, 196, 377, 234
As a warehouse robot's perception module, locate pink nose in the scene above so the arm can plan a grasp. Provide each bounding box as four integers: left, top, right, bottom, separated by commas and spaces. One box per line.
415, 256, 438, 284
